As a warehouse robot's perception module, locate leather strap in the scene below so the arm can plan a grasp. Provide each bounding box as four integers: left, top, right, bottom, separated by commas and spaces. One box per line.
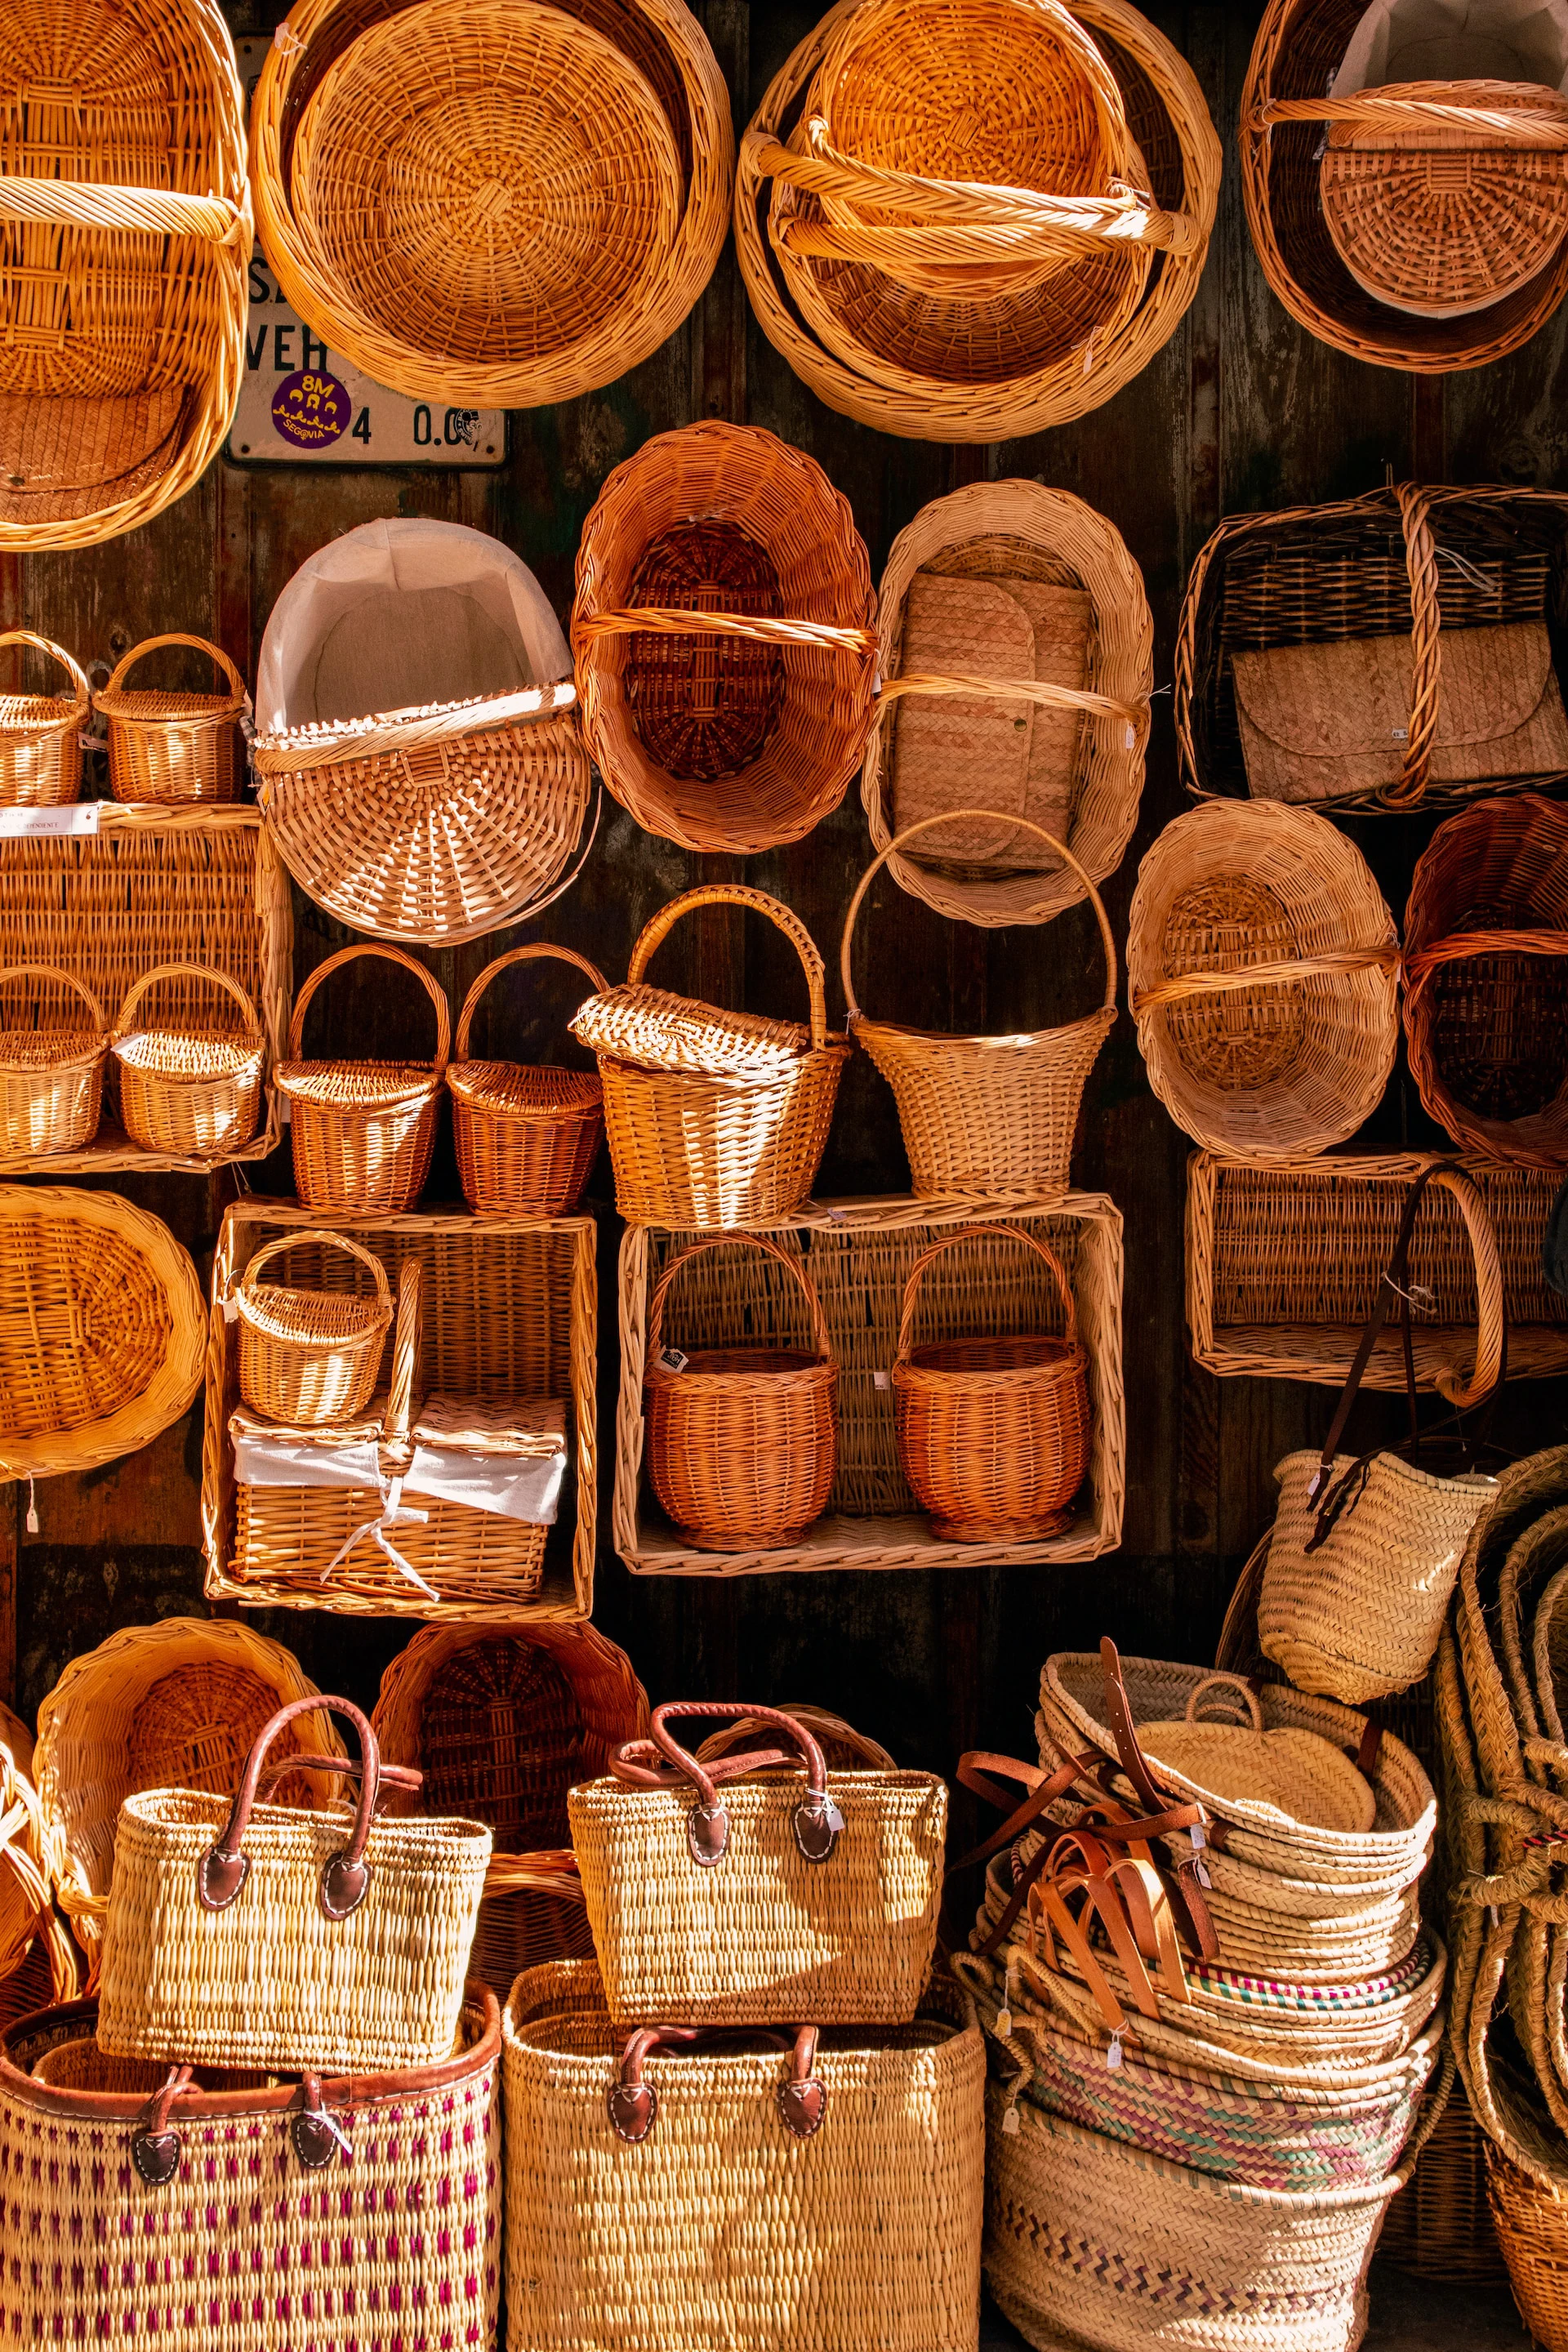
254, 1754, 423, 1811
131, 2066, 193, 2186
606, 2022, 824, 2145
1097, 1641, 1219, 1960
199, 1696, 381, 1922
611, 1704, 842, 1869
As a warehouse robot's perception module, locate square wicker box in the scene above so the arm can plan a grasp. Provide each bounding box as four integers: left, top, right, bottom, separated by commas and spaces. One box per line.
203, 1199, 596, 1620
0, 806, 290, 1173
615, 1192, 1124, 1575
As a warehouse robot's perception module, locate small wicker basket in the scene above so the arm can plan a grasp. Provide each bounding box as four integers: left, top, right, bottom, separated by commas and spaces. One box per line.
95, 635, 249, 806
1487, 2139, 1568, 2344
276, 944, 450, 1215
234, 1231, 394, 1428
109, 961, 265, 1160
643, 1234, 838, 1551
0, 633, 88, 807
448, 945, 605, 1217
0, 967, 106, 1158
892, 1223, 1090, 1543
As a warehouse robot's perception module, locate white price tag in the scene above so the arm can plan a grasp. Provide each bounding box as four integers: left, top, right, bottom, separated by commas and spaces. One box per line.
872, 1369, 891, 1392
657, 1347, 688, 1374
0, 803, 100, 838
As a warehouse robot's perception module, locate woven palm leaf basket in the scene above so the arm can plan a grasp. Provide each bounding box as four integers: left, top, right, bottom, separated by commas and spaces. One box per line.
0, 631, 87, 805
860, 481, 1153, 925
251, 0, 732, 408
735, 0, 1220, 442
0, 966, 106, 1157
1128, 800, 1400, 1157
94, 635, 248, 805
448, 945, 606, 1218
0, 0, 249, 553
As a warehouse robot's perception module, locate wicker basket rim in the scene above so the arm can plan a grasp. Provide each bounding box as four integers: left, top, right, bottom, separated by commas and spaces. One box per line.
113, 1031, 265, 1074
274, 1062, 443, 1109
0, 1030, 104, 1075
446, 1061, 602, 1113
251, 685, 577, 757
120, 1786, 493, 1852
644, 1348, 835, 1388
231, 1281, 393, 1348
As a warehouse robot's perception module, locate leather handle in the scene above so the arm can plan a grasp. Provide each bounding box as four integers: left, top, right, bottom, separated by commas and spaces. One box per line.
254, 1753, 422, 1808
610, 1702, 840, 1869
607, 2022, 824, 2145
131, 2066, 194, 2186
199, 1695, 381, 1922
1098, 1638, 1218, 1962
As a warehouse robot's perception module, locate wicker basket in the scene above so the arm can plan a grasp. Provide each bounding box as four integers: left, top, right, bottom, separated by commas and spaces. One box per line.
0, 966, 106, 1157
892, 1223, 1090, 1544
0, 0, 249, 553
844, 812, 1117, 1199
1490, 2140, 1568, 2347
643, 1234, 838, 1552
695, 1705, 897, 1775
1129, 800, 1399, 1158
276, 943, 449, 1214
1381, 2058, 1506, 2281
860, 481, 1153, 926
233, 1230, 394, 1426
0, 1732, 78, 2016
0, 632, 87, 805
572, 421, 876, 853
95, 635, 248, 805
109, 960, 265, 1159
1404, 794, 1568, 1165
448, 945, 605, 1217
571, 884, 849, 1228
735, 0, 1221, 442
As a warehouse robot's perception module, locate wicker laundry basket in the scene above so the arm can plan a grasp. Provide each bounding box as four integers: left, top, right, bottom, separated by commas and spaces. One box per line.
573, 421, 876, 852
448, 945, 605, 1216
0, 967, 105, 1157
109, 962, 265, 1158
233, 1230, 394, 1426
95, 635, 248, 804
0, 633, 87, 805
276, 943, 449, 1214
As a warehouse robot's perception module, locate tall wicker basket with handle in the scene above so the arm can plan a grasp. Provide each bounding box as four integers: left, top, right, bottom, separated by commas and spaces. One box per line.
0, 633, 87, 804
0, 967, 106, 1157
276, 944, 450, 1214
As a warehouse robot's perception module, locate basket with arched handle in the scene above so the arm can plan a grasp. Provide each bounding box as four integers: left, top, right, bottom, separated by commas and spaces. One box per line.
94, 635, 250, 805
0, 966, 107, 1157
110, 962, 265, 1160
570, 884, 849, 1227
275, 944, 451, 1214
642, 1235, 838, 1552
842, 812, 1117, 1198
448, 945, 607, 1216
891, 1223, 1090, 1544
233, 1232, 394, 1428
0, 634, 89, 807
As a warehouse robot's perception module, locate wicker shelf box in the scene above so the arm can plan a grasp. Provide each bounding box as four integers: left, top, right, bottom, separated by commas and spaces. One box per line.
615, 1192, 1123, 1575
204, 1200, 596, 1621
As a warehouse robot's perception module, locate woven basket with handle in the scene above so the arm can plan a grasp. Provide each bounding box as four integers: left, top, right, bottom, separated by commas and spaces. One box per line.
110, 961, 265, 1159
234, 1230, 394, 1428
0, 633, 87, 805
0, 966, 106, 1157
95, 635, 249, 805
448, 944, 605, 1217
276, 943, 450, 1214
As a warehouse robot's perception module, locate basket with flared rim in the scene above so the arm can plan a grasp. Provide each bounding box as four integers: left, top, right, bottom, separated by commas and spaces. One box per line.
843, 810, 1117, 1199
891, 1222, 1089, 1544
448, 944, 605, 1217
643, 1232, 839, 1552
568, 883, 849, 1228
0, 633, 88, 807
233, 1230, 394, 1428
0, 966, 107, 1157
109, 961, 265, 1159
275, 942, 450, 1215
94, 635, 250, 806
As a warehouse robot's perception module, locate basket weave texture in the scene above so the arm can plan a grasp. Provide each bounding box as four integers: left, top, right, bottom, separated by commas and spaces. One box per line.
277, 942, 449, 1214
0, 966, 105, 1157
110, 960, 265, 1159
1380, 2061, 1505, 2282
0, 632, 87, 804
234, 1229, 393, 1426
448, 944, 604, 1216
95, 635, 248, 805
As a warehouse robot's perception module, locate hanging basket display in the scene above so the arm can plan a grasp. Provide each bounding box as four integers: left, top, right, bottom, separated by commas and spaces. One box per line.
448, 946, 606, 1218
275, 944, 450, 1215
109, 962, 266, 1160
94, 635, 249, 805
0, 967, 106, 1158
0, 632, 88, 806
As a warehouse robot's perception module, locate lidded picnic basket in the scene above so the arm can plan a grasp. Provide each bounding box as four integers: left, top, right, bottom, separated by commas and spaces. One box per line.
570, 884, 849, 1227
109, 962, 265, 1159
892, 1223, 1090, 1543
572, 421, 875, 853
234, 1230, 394, 1427
95, 635, 248, 805
1128, 800, 1400, 1156
276, 943, 449, 1214
843, 813, 1117, 1199
0, 632, 87, 805
1404, 794, 1568, 1165
0, 966, 105, 1157
642, 1235, 838, 1552
448, 945, 605, 1217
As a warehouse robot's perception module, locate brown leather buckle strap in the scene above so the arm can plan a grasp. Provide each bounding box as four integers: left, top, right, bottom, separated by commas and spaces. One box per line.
198, 1695, 383, 1922
606, 2023, 824, 2144
611, 1704, 843, 1869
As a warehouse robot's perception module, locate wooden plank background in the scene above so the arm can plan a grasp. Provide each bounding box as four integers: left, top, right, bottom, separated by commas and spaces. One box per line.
8, 0, 1568, 1820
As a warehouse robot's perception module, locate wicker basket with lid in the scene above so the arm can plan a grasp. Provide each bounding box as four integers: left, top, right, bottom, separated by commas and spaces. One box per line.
276, 944, 449, 1214
95, 635, 249, 806
233, 1231, 394, 1428
110, 962, 265, 1160
0, 967, 105, 1157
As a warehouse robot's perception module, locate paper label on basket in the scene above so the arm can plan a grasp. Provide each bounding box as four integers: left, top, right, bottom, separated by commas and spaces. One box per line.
657, 1347, 688, 1374
233, 1433, 383, 1490
405, 1441, 564, 1526
0, 804, 100, 837
873, 1369, 890, 1391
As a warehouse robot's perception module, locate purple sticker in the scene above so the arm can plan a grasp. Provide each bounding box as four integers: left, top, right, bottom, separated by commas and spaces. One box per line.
271, 368, 351, 451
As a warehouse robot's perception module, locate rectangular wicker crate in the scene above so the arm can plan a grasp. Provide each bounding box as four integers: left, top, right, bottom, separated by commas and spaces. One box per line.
615, 1192, 1123, 1575
1187, 1151, 1568, 1389
0, 806, 291, 1172
204, 1199, 596, 1620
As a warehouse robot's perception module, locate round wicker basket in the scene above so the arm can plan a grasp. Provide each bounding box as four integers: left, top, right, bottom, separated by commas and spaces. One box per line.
0, 633, 87, 807
233, 1230, 394, 1428
95, 635, 248, 806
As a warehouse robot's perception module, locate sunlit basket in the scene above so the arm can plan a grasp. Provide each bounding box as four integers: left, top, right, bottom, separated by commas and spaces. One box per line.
572, 421, 876, 853
109, 960, 265, 1159
448, 946, 605, 1218
0, 0, 249, 553
0, 1730, 78, 2016
1128, 800, 1400, 1157
234, 1230, 394, 1427
94, 635, 248, 805
276, 943, 450, 1215
0, 967, 106, 1157
695, 1705, 896, 1775
1489, 2139, 1568, 2345
0, 633, 87, 806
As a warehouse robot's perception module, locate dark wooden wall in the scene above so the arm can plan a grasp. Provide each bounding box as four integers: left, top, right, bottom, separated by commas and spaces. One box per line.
7, 0, 1568, 1815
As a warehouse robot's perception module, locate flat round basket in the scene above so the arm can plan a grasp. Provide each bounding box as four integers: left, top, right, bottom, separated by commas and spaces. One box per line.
0, 633, 88, 806
448, 945, 606, 1217
0, 967, 106, 1159
0, 1184, 205, 1481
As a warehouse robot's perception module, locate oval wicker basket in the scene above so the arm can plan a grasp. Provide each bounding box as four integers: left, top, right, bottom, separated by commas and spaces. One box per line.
860, 480, 1153, 924
0, 967, 106, 1158
843, 812, 1117, 1199
892, 1223, 1090, 1544
643, 1234, 839, 1551
572, 421, 876, 853
0, 633, 88, 807
95, 635, 249, 805
448, 946, 605, 1218
276, 944, 450, 1215
1404, 793, 1568, 1165
110, 961, 265, 1160
570, 884, 850, 1228
233, 1231, 394, 1428
1128, 800, 1400, 1157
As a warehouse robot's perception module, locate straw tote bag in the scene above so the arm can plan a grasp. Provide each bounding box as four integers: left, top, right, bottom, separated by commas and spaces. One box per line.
568, 1702, 946, 2025
96, 1695, 492, 2072
1259, 1163, 1499, 1706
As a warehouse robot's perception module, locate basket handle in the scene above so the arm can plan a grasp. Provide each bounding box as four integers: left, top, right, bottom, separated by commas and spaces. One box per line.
628, 885, 829, 1054
1404, 927, 1568, 987
287, 942, 451, 1076
645, 1234, 832, 1370
234, 1230, 393, 1316
198, 1695, 382, 1922
0, 964, 105, 1036
255, 1753, 423, 1806
1251, 87, 1568, 145
893, 1223, 1078, 1369
697, 1706, 894, 1771
607, 2022, 823, 2145
386, 1259, 421, 1448
842, 810, 1116, 1025
878, 666, 1144, 729
98, 633, 248, 710
1132, 942, 1399, 1013
0, 176, 250, 246
575, 606, 876, 659
609, 1702, 841, 1869
0, 630, 90, 712
453, 943, 608, 1061
1183, 1673, 1264, 1731
111, 960, 261, 1043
